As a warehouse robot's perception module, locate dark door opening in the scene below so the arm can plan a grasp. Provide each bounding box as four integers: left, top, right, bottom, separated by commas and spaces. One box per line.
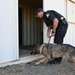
19, 0, 43, 57
19, 7, 22, 46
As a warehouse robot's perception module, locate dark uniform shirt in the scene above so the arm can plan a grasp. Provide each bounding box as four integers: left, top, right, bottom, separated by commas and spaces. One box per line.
42, 10, 67, 29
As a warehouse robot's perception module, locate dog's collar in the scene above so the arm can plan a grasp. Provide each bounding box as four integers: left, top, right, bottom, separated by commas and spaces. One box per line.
39, 43, 46, 54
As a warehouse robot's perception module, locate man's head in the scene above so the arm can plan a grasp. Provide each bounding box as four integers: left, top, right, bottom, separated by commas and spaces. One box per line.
35, 8, 44, 18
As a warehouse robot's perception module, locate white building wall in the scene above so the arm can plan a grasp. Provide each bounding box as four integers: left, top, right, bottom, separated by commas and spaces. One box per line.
0, 0, 19, 63
64, 23, 75, 46
64, 0, 75, 46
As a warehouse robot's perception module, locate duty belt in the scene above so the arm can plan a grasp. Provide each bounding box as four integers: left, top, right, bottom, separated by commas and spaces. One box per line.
60, 16, 67, 24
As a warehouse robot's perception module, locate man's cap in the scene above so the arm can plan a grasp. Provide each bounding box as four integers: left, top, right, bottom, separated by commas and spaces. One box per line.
35, 8, 43, 17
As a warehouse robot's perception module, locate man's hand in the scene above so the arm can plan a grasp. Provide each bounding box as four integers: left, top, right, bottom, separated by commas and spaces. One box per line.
47, 32, 51, 38
51, 33, 55, 37
47, 30, 55, 38
51, 30, 55, 37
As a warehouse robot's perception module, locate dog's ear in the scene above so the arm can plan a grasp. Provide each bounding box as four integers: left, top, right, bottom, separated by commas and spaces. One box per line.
33, 44, 40, 51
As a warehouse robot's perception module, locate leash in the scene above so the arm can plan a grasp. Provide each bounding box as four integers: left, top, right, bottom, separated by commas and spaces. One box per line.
48, 37, 51, 44
47, 37, 51, 48
47, 37, 53, 59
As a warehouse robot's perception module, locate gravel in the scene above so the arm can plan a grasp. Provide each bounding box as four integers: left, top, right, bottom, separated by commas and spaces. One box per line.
0, 59, 75, 75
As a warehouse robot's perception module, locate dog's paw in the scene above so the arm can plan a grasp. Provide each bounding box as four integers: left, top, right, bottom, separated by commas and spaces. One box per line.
35, 62, 40, 65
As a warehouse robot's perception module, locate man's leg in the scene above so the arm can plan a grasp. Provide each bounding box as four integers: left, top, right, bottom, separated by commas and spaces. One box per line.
54, 23, 68, 44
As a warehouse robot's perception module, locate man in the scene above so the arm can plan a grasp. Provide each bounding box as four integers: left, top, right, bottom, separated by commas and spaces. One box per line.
35, 8, 68, 44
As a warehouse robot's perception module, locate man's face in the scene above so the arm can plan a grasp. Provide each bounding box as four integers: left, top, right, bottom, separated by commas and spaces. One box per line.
36, 11, 43, 18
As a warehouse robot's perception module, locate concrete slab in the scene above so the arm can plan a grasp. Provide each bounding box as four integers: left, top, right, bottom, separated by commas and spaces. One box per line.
0, 54, 43, 67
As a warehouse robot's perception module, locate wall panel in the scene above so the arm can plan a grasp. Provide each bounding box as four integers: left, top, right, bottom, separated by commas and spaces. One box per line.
64, 0, 75, 46
67, 1, 74, 22
64, 23, 75, 46
0, 0, 18, 63
73, 3, 75, 22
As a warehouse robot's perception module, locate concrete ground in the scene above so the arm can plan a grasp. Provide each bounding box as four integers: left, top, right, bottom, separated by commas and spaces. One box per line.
0, 57, 75, 75
0, 54, 43, 67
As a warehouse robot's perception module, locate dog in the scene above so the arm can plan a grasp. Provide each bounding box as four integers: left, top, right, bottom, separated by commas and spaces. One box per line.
34, 43, 75, 65
31, 44, 40, 55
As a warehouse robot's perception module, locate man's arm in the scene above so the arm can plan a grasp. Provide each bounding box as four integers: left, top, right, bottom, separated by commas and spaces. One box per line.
47, 26, 51, 38
52, 18, 59, 32
50, 18, 59, 37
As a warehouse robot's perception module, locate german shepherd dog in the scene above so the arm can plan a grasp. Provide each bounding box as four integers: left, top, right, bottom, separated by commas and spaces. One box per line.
31, 44, 40, 55
33, 43, 75, 65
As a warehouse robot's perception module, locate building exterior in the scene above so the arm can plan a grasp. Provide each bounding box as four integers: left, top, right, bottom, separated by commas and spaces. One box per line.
0, 0, 75, 64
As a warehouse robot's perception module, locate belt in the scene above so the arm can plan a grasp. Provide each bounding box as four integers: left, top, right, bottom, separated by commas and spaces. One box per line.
60, 16, 67, 24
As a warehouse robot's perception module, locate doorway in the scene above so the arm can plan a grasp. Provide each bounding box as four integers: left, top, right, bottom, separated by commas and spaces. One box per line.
19, 0, 43, 57
19, 7, 22, 46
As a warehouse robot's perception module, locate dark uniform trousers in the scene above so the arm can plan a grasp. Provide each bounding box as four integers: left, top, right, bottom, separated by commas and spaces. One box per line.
54, 22, 68, 44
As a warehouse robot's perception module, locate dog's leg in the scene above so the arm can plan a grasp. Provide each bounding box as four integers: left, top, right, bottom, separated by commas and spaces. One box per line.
44, 55, 50, 63
71, 57, 75, 64
72, 60, 75, 64
44, 59, 49, 64
35, 57, 48, 65
61, 54, 70, 63
73, 60, 75, 63
61, 55, 66, 63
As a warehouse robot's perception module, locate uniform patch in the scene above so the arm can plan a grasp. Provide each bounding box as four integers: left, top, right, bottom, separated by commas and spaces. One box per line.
46, 13, 50, 18
60, 17, 64, 20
